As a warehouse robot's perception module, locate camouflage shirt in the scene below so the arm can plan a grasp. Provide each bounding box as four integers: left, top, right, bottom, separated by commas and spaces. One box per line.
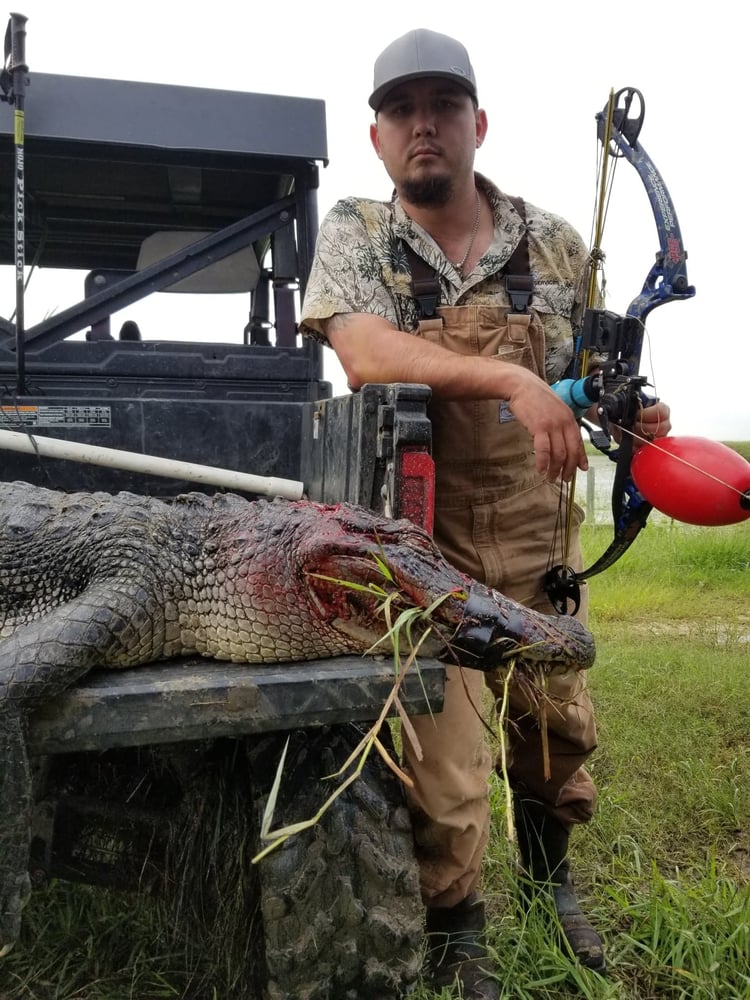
299, 173, 592, 384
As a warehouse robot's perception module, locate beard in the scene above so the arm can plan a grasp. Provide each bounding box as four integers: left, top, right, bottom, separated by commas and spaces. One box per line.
401, 173, 453, 207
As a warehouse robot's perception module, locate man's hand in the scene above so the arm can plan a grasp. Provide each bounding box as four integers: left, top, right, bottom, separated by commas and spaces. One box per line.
634, 399, 671, 447
506, 368, 588, 482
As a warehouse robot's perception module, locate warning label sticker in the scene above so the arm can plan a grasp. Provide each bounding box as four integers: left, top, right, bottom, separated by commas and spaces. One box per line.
0, 405, 112, 428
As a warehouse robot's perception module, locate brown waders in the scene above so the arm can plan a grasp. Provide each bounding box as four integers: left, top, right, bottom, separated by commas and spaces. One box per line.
401, 304, 604, 994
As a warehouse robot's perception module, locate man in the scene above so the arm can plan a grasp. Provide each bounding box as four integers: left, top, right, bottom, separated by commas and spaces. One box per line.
300, 28, 669, 999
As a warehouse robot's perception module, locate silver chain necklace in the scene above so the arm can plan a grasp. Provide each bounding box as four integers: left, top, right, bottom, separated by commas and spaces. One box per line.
452, 189, 481, 275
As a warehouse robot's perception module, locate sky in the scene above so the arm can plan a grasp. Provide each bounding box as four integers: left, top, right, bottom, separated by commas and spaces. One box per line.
4, 0, 748, 440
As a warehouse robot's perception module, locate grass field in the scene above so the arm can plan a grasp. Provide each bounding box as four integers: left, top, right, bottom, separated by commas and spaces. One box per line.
439, 441, 750, 999
1, 446, 748, 999
455, 518, 750, 1000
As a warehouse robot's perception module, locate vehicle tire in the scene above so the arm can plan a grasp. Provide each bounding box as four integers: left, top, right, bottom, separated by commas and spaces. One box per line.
248, 723, 424, 1000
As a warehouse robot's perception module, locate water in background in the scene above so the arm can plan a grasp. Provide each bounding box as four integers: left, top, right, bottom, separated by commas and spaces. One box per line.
574, 453, 671, 526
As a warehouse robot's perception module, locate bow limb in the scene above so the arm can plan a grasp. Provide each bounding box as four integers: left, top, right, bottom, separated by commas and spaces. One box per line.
604, 87, 695, 373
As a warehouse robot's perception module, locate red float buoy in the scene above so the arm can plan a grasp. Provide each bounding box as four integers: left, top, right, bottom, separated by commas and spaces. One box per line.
631, 436, 750, 526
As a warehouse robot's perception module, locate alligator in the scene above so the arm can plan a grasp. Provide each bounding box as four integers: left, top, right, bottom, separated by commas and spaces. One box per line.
0, 479, 595, 956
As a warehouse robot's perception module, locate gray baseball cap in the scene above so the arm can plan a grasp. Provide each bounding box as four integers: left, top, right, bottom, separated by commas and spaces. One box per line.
369, 29, 477, 111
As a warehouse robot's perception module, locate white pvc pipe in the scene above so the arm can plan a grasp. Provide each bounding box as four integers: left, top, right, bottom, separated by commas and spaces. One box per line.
0, 428, 305, 500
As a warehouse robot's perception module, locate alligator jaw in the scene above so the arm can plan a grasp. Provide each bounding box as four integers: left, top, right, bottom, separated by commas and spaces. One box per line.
303, 555, 595, 674
446, 583, 596, 673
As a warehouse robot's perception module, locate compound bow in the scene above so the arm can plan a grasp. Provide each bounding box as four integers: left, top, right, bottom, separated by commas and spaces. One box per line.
544, 87, 696, 614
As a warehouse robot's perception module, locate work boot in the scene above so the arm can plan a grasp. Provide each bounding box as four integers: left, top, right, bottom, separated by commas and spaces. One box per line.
513, 794, 606, 973
425, 893, 500, 999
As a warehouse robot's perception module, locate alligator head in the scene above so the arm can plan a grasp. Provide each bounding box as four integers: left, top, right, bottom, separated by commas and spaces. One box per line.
276, 500, 596, 673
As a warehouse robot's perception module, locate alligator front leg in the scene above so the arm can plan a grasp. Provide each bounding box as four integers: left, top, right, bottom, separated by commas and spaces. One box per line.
0, 710, 31, 957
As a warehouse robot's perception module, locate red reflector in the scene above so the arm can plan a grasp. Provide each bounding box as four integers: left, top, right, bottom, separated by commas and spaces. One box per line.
398, 450, 435, 534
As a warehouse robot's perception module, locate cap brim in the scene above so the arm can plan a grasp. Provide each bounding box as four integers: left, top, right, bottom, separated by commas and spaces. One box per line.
369, 71, 477, 111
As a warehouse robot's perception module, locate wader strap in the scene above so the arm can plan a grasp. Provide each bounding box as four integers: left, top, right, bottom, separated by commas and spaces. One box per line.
504, 195, 533, 314
405, 193, 535, 320
405, 243, 441, 318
